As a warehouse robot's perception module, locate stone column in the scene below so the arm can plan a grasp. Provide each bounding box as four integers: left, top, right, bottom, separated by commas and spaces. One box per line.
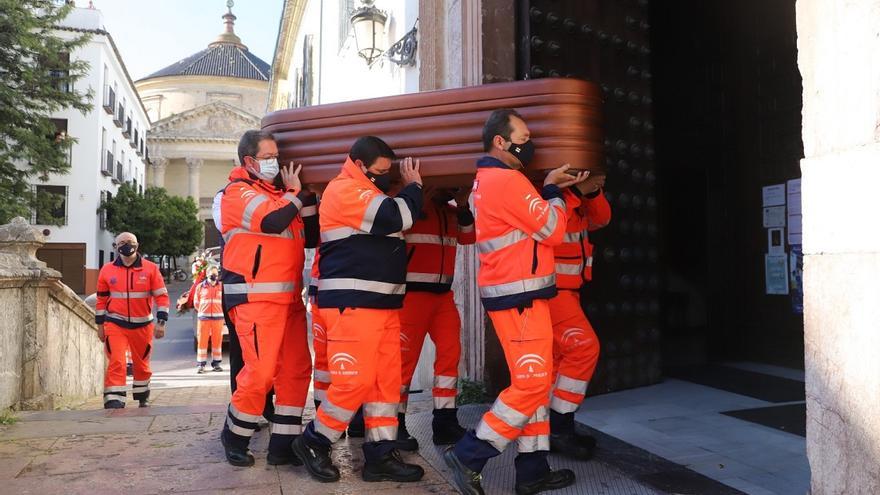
151, 157, 167, 188
797, 2, 880, 493
186, 157, 203, 202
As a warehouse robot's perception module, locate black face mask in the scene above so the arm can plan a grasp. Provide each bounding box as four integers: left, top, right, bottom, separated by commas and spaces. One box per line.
506, 139, 536, 167
366, 172, 392, 193
118, 244, 136, 257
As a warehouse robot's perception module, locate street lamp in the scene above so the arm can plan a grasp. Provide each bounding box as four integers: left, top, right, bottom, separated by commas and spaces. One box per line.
350, 0, 387, 65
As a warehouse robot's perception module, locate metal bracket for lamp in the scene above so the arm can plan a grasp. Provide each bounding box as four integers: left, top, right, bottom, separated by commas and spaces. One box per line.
384, 21, 418, 67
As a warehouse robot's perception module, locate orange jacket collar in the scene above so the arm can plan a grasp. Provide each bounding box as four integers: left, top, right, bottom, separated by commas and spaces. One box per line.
340, 157, 380, 192
228, 166, 276, 191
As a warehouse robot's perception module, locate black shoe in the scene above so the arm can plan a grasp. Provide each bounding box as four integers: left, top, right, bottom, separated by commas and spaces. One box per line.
395, 413, 419, 451
443, 447, 485, 495
197, 365, 206, 374
267, 451, 303, 466
574, 431, 597, 450
213, 365, 224, 372
515, 468, 576, 495
292, 435, 340, 482
220, 432, 255, 467
104, 400, 125, 409
362, 449, 425, 482
433, 421, 466, 445
138, 399, 150, 408
550, 433, 594, 460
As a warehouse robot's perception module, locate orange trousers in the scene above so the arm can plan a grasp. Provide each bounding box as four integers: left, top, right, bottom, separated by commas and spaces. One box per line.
399, 291, 461, 412
104, 322, 153, 405
313, 307, 401, 444
225, 301, 312, 444
474, 300, 553, 453
197, 319, 223, 365
309, 298, 335, 405
548, 290, 600, 414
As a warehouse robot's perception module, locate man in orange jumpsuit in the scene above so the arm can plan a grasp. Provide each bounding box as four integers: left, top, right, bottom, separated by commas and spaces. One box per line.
547, 173, 610, 460
294, 136, 425, 483
396, 186, 475, 450
95, 232, 169, 409
444, 109, 588, 495
217, 130, 318, 467
193, 265, 224, 373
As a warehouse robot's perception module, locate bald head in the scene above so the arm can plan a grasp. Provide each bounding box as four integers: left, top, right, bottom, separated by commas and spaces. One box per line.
115, 232, 137, 245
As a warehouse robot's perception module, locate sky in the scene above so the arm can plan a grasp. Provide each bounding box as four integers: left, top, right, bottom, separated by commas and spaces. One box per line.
82, 0, 283, 81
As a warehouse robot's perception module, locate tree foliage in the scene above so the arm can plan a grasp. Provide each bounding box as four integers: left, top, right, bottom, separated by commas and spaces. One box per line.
0, 0, 94, 224
101, 184, 203, 258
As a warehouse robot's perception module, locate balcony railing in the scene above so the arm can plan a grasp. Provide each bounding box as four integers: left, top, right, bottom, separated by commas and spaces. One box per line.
102, 87, 116, 115
101, 150, 113, 176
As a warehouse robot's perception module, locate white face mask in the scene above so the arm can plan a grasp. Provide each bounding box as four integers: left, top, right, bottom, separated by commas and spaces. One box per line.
253, 158, 279, 181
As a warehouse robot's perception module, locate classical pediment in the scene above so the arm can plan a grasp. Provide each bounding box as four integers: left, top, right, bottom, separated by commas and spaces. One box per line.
150, 101, 261, 141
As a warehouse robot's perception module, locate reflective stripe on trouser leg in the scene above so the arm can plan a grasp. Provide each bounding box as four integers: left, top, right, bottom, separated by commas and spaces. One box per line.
103, 328, 128, 404
314, 398, 356, 443
433, 375, 457, 409
476, 303, 554, 452
226, 403, 260, 438
549, 290, 600, 413
364, 402, 399, 442
516, 406, 550, 453
271, 303, 312, 435
128, 325, 154, 401
271, 404, 304, 436
550, 374, 589, 414
475, 397, 531, 452
103, 385, 127, 404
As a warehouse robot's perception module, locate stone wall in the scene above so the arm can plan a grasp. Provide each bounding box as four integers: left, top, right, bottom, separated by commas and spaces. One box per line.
0, 218, 103, 411
797, 1, 880, 493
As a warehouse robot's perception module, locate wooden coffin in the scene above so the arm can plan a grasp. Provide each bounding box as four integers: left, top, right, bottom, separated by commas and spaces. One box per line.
262, 78, 604, 187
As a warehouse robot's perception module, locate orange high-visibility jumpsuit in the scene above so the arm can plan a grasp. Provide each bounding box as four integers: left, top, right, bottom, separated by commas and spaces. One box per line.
399, 201, 475, 413
548, 188, 610, 431
194, 279, 224, 366
95, 255, 170, 406
302, 157, 423, 460
218, 166, 318, 455
452, 156, 568, 479
308, 252, 331, 406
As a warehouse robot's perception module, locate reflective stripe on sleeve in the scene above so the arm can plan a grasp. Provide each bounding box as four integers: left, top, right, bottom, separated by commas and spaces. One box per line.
241, 195, 269, 230
479, 274, 556, 298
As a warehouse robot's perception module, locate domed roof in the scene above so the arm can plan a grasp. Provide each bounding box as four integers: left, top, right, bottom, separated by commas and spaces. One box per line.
139, 4, 270, 82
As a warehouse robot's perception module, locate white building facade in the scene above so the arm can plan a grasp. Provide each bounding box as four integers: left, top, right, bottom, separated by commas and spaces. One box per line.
33, 6, 150, 295
269, 0, 420, 111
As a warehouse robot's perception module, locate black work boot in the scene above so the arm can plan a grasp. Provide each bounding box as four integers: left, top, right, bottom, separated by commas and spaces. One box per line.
395, 412, 419, 451
549, 433, 594, 460
432, 408, 466, 445
220, 429, 255, 467
347, 406, 365, 437
292, 434, 340, 482
267, 435, 303, 466
362, 449, 425, 482
515, 469, 576, 495
443, 447, 485, 495
549, 410, 594, 460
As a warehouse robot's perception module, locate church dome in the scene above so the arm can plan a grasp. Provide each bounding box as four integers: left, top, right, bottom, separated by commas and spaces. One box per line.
138, 3, 270, 82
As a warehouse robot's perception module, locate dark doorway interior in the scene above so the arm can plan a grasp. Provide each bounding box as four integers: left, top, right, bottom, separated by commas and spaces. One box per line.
649, 0, 804, 369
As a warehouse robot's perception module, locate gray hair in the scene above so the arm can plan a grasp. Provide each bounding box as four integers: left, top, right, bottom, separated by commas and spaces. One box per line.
237, 130, 276, 165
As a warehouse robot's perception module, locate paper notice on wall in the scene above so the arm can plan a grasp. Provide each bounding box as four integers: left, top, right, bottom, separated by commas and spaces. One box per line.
787, 178, 802, 245
763, 184, 786, 207
763, 206, 786, 228
790, 246, 803, 314
765, 254, 790, 295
